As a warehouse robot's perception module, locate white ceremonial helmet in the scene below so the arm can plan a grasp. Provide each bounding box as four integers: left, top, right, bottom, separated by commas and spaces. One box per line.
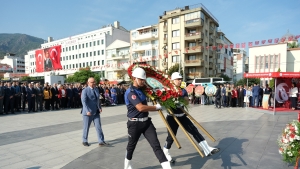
132, 67, 146, 80
171, 72, 183, 80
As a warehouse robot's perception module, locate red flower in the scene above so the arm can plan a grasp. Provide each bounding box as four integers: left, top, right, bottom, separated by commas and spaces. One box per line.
156, 90, 162, 97
166, 93, 171, 99
147, 90, 153, 95
172, 92, 178, 98
179, 90, 183, 96
161, 95, 167, 101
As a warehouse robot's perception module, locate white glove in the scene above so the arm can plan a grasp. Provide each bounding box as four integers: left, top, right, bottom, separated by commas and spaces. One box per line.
155, 103, 162, 110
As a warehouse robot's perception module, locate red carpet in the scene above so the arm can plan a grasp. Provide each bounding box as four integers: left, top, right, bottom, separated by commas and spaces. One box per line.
253, 106, 298, 113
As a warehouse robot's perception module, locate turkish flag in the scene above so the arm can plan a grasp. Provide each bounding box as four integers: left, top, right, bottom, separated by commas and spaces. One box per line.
255, 41, 259, 45
248, 42, 253, 47
241, 43, 245, 48
274, 38, 279, 43
281, 37, 286, 42
224, 44, 228, 49
230, 44, 234, 49
295, 35, 300, 39
288, 36, 294, 41
35, 49, 44, 72
261, 40, 266, 44
218, 44, 223, 49
268, 39, 272, 43
49, 45, 62, 70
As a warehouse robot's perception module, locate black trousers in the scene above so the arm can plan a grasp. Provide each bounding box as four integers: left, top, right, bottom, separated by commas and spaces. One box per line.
51, 96, 59, 110
14, 95, 21, 110
165, 115, 205, 149
227, 95, 232, 107
45, 99, 51, 110
28, 97, 35, 112
291, 97, 297, 109
5, 97, 14, 113
21, 94, 27, 110
215, 98, 221, 108
231, 98, 237, 107
126, 118, 167, 163
238, 97, 244, 107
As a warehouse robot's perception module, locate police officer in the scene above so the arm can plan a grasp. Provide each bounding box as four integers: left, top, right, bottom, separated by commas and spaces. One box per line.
163, 72, 220, 162
124, 67, 172, 169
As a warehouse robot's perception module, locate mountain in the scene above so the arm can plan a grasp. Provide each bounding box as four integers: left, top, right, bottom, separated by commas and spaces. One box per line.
0, 33, 44, 58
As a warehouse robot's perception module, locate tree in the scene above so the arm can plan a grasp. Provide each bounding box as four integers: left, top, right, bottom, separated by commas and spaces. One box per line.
288, 42, 300, 49
219, 73, 231, 81
269, 68, 281, 89
21, 76, 32, 81
236, 78, 260, 86
167, 63, 183, 78
66, 67, 99, 84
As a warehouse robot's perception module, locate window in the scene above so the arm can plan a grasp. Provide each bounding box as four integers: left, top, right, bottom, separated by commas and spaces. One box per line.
188, 42, 196, 47
102, 50, 104, 55
90, 61, 92, 66
265, 56, 268, 69
72, 46, 74, 50
66, 56, 68, 60
98, 50, 100, 55
107, 31, 110, 35
75, 45, 77, 50
172, 55, 179, 62
275, 55, 278, 68
73, 64, 74, 68
79, 44, 81, 49
102, 60, 104, 65
63, 48, 65, 52
76, 54, 78, 59
270, 55, 274, 68
86, 62, 88, 66
94, 61, 96, 66
101, 39, 104, 44
90, 52, 92, 57
79, 63, 81, 67
86, 52, 88, 57
98, 61, 100, 65
172, 17, 179, 24
69, 47, 71, 51
172, 42, 180, 49
97, 40, 100, 45
86, 43, 88, 48
185, 11, 202, 21
82, 43, 84, 48
205, 30, 208, 36
66, 65, 68, 69
66, 47, 68, 52
90, 42, 92, 47
79, 54, 81, 58
93, 41, 96, 46
260, 56, 263, 69
172, 30, 180, 37
72, 55, 74, 59
188, 67, 196, 73
256, 56, 259, 69
145, 50, 151, 56
69, 56, 71, 60
188, 55, 196, 60
83, 63, 85, 67
76, 64, 78, 68
83, 53, 85, 58
94, 51, 96, 56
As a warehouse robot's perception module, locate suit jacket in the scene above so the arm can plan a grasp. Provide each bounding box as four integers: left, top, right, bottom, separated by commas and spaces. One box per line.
66, 88, 73, 98
35, 87, 43, 98
26, 87, 36, 100
238, 88, 244, 98
252, 86, 259, 96
0, 86, 5, 98
51, 87, 58, 97
44, 59, 53, 71
4, 87, 15, 99
81, 87, 101, 116
215, 88, 221, 98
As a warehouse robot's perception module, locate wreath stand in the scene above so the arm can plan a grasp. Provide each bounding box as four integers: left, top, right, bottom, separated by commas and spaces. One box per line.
295, 112, 300, 169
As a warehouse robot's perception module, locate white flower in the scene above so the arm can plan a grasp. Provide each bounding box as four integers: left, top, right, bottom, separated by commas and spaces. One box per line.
295, 135, 300, 140
288, 151, 293, 156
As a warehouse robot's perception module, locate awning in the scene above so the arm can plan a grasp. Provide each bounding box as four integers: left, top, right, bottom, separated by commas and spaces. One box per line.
244, 72, 300, 78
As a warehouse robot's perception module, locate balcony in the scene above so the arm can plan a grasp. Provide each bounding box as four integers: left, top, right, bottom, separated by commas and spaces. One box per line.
185, 72, 203, 78
185, 18, 204, 28
186, 46, 203, 54
216, 69, 222, 74
216, 38, 225, 44
209, 62, 213, 69
217, 58, 223, 64
209, 26, 214, 34
164, 37, 168, 44
184, 59, 204, 67
131, 32, 158, 41
185, 32, 203, 41
163, 25, 167, 32
209, 50, 214, 57
131, 44, 158, 52
106, 54, 129, 60
209, 37, 214, 45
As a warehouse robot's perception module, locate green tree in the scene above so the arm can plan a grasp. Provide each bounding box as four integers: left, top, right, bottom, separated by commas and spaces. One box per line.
21, 76, 32, 81
236, 78, 260, 86
219, 73, 231, 81
167, 63, 183, 77
66, 67, 99, 83
269, 68, 281, 89
288, 42, 300, 49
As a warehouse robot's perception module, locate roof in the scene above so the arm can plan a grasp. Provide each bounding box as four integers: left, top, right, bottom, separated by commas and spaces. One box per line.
106, 39, 130, 50
244, 72, 300, 78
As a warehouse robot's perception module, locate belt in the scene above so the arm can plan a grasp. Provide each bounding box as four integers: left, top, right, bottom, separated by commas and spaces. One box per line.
168, 113, 185, 117
128, 117, 149, 122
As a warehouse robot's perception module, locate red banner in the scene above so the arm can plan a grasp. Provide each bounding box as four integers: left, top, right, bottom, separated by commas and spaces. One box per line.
35, 45, 62, 72
244, 72, 300, 78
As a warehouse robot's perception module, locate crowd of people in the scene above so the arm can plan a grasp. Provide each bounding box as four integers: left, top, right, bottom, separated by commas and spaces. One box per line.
189, 83, 273, 109
0, 81, 127, 115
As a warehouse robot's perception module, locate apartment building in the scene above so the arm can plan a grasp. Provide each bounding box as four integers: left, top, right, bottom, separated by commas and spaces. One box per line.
158, 4, 220, 81
25, 21, 130, 79
216, 30, 233, 78
106, 39, 130, 81
0, 53, 25, 73
232, 48, 248, 83
130, 24, 159, 68
249, 31, 299, 85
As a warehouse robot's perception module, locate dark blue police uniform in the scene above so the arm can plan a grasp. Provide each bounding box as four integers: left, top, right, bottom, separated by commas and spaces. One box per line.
164, 88, 205, 149
124, 85, 167, 163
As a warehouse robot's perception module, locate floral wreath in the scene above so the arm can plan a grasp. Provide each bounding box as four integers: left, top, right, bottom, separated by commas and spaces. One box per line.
128, 64, 188, 110
278, 120, 300, 165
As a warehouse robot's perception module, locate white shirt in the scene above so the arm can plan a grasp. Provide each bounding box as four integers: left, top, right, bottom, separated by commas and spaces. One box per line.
289, 87, 298, 97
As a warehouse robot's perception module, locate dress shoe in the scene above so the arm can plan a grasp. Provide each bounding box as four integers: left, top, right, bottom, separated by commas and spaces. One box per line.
211, 148, 220, 154
82, 142, 90, 146
99, 142, 110, 147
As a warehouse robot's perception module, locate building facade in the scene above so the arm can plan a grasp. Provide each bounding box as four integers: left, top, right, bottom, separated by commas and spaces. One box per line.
248, 32, 299, 85
0, 53, 25, 73
216, 30, 233, 78
158, 4, 221, 81
130, 25, 159, 68
106, 40, 130, 81
25, 21, 130, 79
233, 48, 248, 83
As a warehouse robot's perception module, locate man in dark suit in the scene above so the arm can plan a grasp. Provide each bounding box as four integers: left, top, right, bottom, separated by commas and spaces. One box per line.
264, 84, 273, 107
5, 82, 16, 114
67, 84, 74, 108
238, 85, 245, 107
51, 83, 59, 110
21, 82, 27, 111
0, 82, 5, 115
215, 85, 221, 108
258, 86, 263, 107
44, 49, 53, 71
35, 83, 43, 111
81, 77, 109, 147
252, 83, 259, 107
73, 84, 80, 108
26, 83, 36, 113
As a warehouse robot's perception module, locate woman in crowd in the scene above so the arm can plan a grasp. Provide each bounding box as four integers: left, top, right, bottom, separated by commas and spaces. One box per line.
289, 82, 298, 110
231, 86, 238, 107
43, 85, 52, 110
58, 85, 67, 109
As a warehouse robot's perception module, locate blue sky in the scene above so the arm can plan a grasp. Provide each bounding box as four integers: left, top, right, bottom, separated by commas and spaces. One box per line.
1, 0, 299, 45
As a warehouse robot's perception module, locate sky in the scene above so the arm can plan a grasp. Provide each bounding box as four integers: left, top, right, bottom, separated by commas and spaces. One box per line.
0, 0, 299, 45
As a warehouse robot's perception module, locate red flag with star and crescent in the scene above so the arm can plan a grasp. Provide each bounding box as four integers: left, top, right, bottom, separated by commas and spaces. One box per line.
49, 45, 63, 70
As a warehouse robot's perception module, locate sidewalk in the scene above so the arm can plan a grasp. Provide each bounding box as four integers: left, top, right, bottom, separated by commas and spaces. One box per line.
0, 105, 296, 169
